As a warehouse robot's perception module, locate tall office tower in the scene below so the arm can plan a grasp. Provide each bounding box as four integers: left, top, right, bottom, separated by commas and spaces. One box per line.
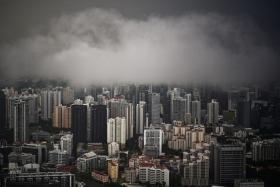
0, 91, 6, 131
171, 97, 186, 122
60, 134, 73, 155
144, 128, 164, 156
71, 103, 87, 154
91, 105, 107, 143
62, 87, 75, 105
148, 93, 161, 125
214, 143, 246, 186
162, 90, 171, 123
184, 93, 192, 114
136, 101, 146, 134
207, 99, 219, 124
126, 103, 134, 139
12, 99, 28, 143
107, 117, 127, 147
109, 98, 128, 118
192, 100, 201, 124
53, 105, 71, 128
237, 101, 251, 127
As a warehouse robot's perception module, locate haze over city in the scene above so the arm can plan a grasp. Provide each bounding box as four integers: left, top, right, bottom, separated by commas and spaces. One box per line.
0, 0, 279, 85
0, 1, 280, 187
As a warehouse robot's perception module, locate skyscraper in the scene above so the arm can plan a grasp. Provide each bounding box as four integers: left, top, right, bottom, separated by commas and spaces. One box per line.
237, 101, 251, 127
126, 103, 134, 139
109, 98, 127, 118
107, 117, 127, 147
41, 89, 61, 120
71, 103, 87, 154
91, 105, 107, 143
192, 100, 201, 124
24, 94, 39, 124
144, 128, 164, 156
162, 91, 172, 123
108, 98, 133, 139
62, 87, 75, 105
136, 101, 146, 134
148, 93, 161, 125
214, 143, 246, 186
171, 97, 186, 122
53, 104, 71, 129
207, 99, 219, 124
184, 93, 192, 114
12, 99, 28, 143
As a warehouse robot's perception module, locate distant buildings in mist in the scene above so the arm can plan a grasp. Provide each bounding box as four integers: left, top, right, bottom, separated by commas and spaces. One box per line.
1, 83, 280, 186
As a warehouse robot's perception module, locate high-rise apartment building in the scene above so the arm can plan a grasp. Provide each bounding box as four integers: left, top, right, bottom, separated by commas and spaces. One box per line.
53, 104, 71, 128
62, 87, 74, 105
207, 99, 219, 124
182, 151, 210, 187
192, 100, 201, 124
41, 89, 61, 120
107, 117, 127, 147
144, 128, 164, 156
12, 99, 28, 143
136, 101, 146, 134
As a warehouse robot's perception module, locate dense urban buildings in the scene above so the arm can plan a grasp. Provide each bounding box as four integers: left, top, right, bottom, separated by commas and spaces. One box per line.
1, 0, 280, 186
0, 83, 279, 187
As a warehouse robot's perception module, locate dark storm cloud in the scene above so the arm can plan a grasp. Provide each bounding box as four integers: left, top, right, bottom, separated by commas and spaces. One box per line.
0, 8, 279, 85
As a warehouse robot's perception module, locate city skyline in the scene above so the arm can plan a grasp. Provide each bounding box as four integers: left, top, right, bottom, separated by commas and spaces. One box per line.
0, 1, 280, 187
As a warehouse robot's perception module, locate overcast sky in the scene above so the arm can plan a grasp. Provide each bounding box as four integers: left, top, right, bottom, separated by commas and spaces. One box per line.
0, 0, 279, 85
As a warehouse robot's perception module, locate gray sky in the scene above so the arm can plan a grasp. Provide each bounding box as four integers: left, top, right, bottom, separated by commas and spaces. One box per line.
0, 0, 279, 85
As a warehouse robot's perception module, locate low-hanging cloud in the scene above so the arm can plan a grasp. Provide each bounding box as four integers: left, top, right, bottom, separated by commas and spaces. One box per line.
0, 8, 279, 85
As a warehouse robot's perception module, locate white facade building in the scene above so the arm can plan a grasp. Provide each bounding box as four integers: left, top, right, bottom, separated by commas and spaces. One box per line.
144, 128, 164, 156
